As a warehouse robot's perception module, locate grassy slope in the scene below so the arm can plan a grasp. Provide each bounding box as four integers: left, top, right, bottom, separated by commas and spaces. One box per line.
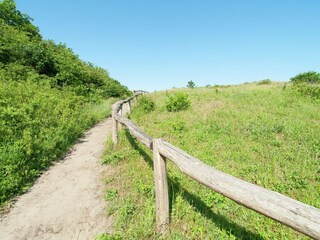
101, 82, 319, 239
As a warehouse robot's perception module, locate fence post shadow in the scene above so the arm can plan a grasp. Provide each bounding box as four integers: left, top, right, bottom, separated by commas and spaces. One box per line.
124, 129, 264, 240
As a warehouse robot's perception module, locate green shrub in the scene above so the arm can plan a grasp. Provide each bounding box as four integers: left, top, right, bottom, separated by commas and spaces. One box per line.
0, 0, 129, 206
138, 96, 155, 113
293, 83, 320, 99
290, 71, 320, 84
0, 0, 40, 39
0, 8, 130, 99
187, 80, 196, 89
20, 41, 58, 76
166, 92, 191, 112
290, 72, 320, 99
257, 79, 272, 85
0, 79, 110, 205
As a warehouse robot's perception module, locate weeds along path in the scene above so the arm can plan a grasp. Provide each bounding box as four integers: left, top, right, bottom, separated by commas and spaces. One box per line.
0, 118, 113, 240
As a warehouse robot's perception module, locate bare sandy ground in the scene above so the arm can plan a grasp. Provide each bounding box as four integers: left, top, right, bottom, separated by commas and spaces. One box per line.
0, 118, 113, 240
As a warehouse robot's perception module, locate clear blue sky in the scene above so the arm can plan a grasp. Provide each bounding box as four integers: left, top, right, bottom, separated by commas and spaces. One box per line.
16, 0, 320, 91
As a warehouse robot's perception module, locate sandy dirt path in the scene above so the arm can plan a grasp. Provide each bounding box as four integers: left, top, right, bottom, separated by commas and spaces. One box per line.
0, 118, 113, 240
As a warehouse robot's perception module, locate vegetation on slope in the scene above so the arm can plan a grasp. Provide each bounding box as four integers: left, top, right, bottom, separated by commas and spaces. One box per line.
290, 71, 320, 99
101, 82, 319, 239
0, 0, 129, 100
0, 0, 130, 207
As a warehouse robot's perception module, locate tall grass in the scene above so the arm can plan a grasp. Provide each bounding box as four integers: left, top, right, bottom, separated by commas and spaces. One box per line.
101, 83, 319, 239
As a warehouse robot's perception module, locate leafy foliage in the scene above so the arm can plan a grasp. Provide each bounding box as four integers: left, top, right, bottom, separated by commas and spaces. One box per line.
166, 92, 191, 112
0, 1, 129, 206
0, 0, 40, 38
187, 80, 196, 88
292, 83, 320, 99
290, 71, 320, 84
0, 1, 130, 99
19, 41, 58, 76
0, 19, 30, 64
137, 95, 155, 113
290, 71, 320, 99
0, 80, 106, 203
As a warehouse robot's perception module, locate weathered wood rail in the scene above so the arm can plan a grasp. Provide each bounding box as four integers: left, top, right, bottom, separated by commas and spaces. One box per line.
112, 93, 320, 239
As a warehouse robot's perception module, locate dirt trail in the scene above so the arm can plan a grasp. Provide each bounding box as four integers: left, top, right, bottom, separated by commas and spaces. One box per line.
0, 118, 113, 240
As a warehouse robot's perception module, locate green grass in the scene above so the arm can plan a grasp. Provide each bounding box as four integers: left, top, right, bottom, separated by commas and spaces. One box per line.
85, 98, 115, 122
101, 82, 319, 239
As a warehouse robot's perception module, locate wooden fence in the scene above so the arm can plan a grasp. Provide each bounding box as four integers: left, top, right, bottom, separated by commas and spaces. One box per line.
111, 94, 320, 239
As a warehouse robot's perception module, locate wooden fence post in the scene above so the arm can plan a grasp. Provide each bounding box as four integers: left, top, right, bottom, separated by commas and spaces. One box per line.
153, 139, 169, 235
119, 104, 125, 129
127, 101, 131, 114
133, 94, 138, 104
112, 105, 118, 144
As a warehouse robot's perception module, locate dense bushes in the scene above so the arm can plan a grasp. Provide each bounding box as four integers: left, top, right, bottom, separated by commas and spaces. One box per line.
0, 0, 130, 99
166, 92, 191, 112
137, 96, 155, 113
0, 0, 130, 205
290, 71, 320, 99
292, 83, 320, 99
0, 0, 40, 39
0, 80, 100, 203
290, 71, 320, 84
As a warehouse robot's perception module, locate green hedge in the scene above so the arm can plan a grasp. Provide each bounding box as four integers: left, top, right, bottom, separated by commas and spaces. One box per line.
0, 79, 102, 203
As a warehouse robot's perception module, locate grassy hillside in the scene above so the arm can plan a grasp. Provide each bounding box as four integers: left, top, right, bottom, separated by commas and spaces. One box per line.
0, 0, 130, 208
101, 82, 319, 239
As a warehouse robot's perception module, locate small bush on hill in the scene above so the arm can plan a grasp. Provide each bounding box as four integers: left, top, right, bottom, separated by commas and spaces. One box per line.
257, 79, 272, 85
166, 92, 191, 112
138, 96, 155, 113
187, 80, 196, 89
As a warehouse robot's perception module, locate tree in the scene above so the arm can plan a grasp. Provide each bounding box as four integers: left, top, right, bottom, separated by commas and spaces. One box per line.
0, 19, 30, 63
0, 0, 40, 39
187, 80, 196, 89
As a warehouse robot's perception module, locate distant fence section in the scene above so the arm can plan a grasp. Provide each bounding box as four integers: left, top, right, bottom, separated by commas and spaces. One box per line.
111, 93, 320, 239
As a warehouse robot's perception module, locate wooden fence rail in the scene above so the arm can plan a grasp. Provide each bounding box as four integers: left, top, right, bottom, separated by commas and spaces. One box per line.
112, 94, 320, 239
